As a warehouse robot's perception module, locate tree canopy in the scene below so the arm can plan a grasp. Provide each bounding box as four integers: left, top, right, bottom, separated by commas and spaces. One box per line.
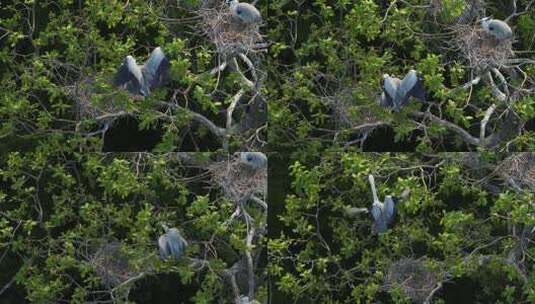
269, 152, 535, 303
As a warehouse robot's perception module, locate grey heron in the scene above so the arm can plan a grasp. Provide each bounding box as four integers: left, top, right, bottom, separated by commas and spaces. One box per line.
239, 152, 267, 170
368, 174, 396, 234
481, 17, 513, 40
114, 47, 170, 97
379, 70, 426, 112
158, 225, 188, 260
227, 0, 262, 24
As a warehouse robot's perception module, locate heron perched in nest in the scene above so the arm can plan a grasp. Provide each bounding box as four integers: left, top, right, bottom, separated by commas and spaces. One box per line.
114, 47, 170, 97
481, 17, 513, 40
227, 0, 262, 24
158, 225, 188, 260
239, 152, 267, 170
379, 70, 426, 112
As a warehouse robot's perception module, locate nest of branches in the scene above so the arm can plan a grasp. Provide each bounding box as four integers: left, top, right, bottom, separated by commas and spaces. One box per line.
89, 241, 140, 288
384, 258, 441, 303
454, 24, 513, 71
497, 153, 535, 191
209, 156, 267, 203
199, 1, 263, 57
324, 89, 381, 130
67, 77, 128, 122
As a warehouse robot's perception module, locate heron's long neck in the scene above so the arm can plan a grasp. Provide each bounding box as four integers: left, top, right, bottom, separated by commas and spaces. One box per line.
368, 174, 379, 203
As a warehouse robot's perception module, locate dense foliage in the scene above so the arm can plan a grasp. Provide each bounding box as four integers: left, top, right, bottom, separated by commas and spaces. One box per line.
0, 152, 267, 303
2, 0, 535, 303
0, 0, 267, 152
267, 0, 535, 152
269, 152, 535, 303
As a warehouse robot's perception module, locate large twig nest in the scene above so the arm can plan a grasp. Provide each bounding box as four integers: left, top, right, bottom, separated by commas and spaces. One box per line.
89, 241, 141, 288
199, 1, 263, 57
209, 156, 267, 203
454, 24, 513, 71
384, 258, 441, 303
497, 153, 535, 191
67, 77, 128, 121
324, 89, 380, 130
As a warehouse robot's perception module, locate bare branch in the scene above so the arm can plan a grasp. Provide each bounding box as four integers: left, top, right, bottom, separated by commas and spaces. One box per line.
423, 282, 443, 304
480, 103, 496, 141
411, 111, 480, 146
486, 72, 507, 102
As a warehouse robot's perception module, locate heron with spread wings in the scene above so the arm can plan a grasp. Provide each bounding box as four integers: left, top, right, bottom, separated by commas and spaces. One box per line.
379, 70, 426, 112
114, 47, 170, 97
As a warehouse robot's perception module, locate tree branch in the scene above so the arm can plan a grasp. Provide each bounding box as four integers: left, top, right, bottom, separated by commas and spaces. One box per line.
480, 103, 496, 141
411, 111, 480, 146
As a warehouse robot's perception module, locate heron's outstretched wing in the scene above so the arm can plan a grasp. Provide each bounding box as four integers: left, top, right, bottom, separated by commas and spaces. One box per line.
395, 70, 419, 108
408, 73, 426, 101
383, 76, 399, 100
114, 57, 142, 94
143, 47, 170, 89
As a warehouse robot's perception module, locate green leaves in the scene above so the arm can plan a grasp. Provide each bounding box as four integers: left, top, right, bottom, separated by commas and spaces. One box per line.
344, 0, 381, 42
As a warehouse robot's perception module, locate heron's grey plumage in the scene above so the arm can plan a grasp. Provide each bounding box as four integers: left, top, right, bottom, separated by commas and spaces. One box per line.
368, 174, 397, 234
228, 0, 262, 24
114, 47, 170, 97
481, 17, 513, 40
158, 227, 187, 260
379, 70, 425, 111
240, 152, 267, 170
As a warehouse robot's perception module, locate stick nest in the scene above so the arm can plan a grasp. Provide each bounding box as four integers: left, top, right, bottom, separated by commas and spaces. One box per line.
454, 24, 513, 71
89, 241, 140, 288
199, 1, 263, 57
68, 77, 128, 122
497, 153, 535, 191
384, 258, 441, 303
209, 155, 267, 203
325, 89, 380, 130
